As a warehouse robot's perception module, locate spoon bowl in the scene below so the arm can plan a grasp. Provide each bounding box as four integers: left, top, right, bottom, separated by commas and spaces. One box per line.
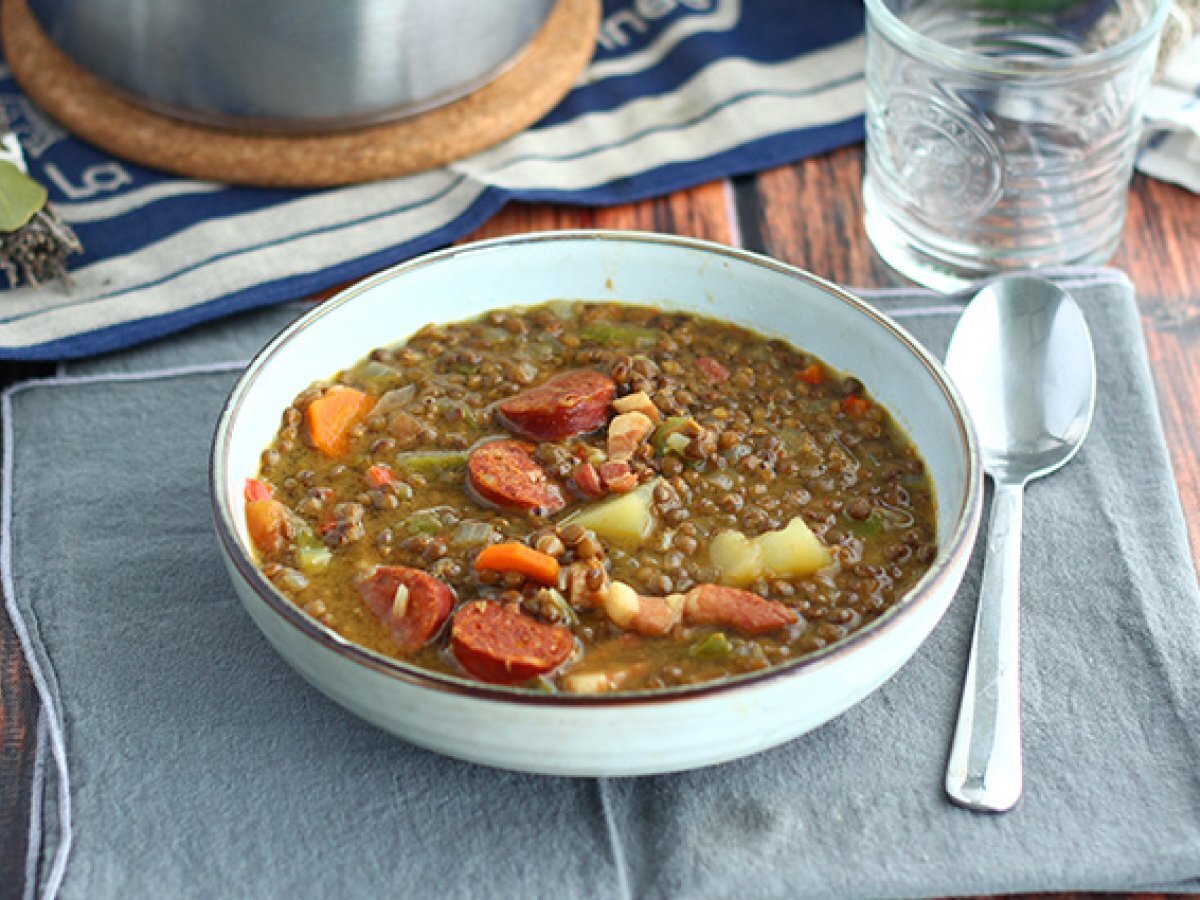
944, 276, 1096, 812
949, 278, 1096, 483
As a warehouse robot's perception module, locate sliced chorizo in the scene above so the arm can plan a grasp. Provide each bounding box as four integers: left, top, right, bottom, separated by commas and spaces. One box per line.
467, 439, 566, 514
683, 584, 799, 636
356, 565, 455, 654
496, 370, 616, 441
451, 601, 574, 684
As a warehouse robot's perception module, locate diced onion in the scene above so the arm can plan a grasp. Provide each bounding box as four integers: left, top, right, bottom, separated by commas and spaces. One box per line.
665, 433, 691, 454
391, 584, 410, 619
451, 521, 497, 548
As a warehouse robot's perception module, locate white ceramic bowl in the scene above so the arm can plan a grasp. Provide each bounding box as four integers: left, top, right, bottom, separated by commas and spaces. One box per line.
210, 231, 983, 776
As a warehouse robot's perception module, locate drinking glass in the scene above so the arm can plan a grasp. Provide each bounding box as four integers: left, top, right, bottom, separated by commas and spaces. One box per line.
863, 0, 1171, 291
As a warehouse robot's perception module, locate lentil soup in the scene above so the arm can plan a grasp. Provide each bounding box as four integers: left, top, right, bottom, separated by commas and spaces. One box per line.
245, 301, 937, 693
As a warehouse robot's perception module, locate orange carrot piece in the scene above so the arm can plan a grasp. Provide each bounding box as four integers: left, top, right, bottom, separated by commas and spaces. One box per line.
246, 499, 288, 555
798, 362, 824, 385
474, 542, 561, 586
365, 464, 396, 489
304, 386, 375, 457
841, 395, 871, 418
244, 478, 273, 502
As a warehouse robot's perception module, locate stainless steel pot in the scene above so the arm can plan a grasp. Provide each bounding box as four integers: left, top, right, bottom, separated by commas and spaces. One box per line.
27, 0, 557, 131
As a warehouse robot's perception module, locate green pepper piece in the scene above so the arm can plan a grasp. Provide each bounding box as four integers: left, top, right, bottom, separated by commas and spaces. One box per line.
406, 510, 442, 534
846, 512, 885, 539
394, 451, 469, 475
581, 322, 659, 348
650, 416, 695, 456
346, 359, 399, 392
293, 526, 332, 574
690, 632, 732, 660
453, 401, 479, 430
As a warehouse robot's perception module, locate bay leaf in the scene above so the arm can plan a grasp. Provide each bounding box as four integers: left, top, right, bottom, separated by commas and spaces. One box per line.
0, 160, 47, 233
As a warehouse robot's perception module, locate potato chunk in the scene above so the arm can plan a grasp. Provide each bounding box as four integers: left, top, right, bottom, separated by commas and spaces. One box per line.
755, 517, 834, 576
710, 517, 832, 585
563, 478, 659, 546
709, 530, 764, 586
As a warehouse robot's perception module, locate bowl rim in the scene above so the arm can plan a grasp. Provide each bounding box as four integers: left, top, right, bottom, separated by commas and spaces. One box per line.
210, 229, 983, 707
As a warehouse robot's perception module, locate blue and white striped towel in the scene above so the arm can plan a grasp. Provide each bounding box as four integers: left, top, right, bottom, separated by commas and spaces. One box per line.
1, 0, 1194, 361
0, 0, 864, 360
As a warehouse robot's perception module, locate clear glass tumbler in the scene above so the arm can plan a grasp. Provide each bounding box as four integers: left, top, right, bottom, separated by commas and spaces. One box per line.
863, 0, 1170, 291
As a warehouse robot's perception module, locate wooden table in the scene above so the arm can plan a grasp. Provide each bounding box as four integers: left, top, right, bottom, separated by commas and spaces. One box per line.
1, 145, 1197, 899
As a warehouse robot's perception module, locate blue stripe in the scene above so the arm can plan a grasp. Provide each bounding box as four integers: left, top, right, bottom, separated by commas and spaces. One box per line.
1143, 89, 1199, 154
541, 0, 862, 127
486, 74, 862, 176
0, 117, 865, 360
0, 175, 475, 326
517, 116, 865, 207
1144, 129, 1171, 152
3, 189, 509, 360
51, 176, 327, 264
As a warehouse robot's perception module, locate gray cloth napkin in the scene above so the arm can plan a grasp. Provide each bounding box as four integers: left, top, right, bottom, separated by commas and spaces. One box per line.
7, 270, 1199, 899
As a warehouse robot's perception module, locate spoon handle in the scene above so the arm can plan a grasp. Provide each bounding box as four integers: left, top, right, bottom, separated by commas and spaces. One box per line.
946, 478, 1024, 812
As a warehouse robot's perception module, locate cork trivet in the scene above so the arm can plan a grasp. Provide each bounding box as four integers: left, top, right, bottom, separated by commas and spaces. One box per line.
2, 0, 599, 188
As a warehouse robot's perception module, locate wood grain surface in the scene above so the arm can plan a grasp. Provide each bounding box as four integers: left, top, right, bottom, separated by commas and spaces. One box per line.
1, 146, 1197, 899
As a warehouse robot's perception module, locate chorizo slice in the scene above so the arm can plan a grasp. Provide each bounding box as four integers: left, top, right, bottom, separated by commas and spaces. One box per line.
451, 601, 574, 684
357, 565, 455, 654
467, 439, 567, 514
683, 584, 799, 636
496, 370, 616, 441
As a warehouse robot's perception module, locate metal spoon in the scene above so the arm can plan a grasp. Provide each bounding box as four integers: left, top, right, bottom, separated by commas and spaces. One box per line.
943, 277, 1096, 812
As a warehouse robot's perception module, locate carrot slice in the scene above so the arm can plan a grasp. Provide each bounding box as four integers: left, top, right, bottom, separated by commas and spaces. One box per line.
246, 499, 288, 555
798, 362, 824, 385
474, 542, 561, 586
365, 464, 396, 489
841, 395, 871, 418
304, 386, 375, 457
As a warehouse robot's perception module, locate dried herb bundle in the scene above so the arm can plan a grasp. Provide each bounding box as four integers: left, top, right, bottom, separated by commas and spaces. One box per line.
0, 131, 82, 289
